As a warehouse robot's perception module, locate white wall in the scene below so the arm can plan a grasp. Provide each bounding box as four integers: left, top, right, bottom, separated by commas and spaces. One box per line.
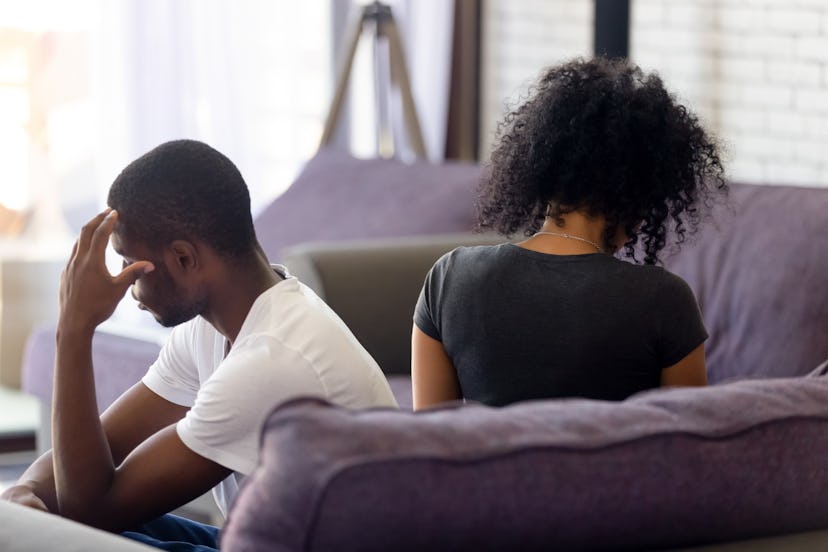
480, 0, 592, 157
481, 0, 828, 188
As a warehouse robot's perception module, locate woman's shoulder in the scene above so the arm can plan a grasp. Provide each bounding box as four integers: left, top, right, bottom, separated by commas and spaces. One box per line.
436, 242, 513, 266
426, 243, 513, 285
615, 260, 696, 297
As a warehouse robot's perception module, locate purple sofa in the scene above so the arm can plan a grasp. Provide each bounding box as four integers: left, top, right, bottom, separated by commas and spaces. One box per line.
222, 368, 828, 551
18, 150, 828, 549
214, 178, 828, 550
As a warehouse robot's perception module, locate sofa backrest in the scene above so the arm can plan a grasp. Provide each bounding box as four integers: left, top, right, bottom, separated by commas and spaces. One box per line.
283, 233, 504, 377
663, 183, 828, 382
253, 147, 482, 262
256, 150, 827, 382
222, 374, 828, 551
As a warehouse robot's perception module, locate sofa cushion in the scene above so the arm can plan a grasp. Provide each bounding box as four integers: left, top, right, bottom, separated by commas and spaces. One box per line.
663, 183, 828, 382
253, 147, 481, 262
222, 375, 828, 551
0, 501, 156, 552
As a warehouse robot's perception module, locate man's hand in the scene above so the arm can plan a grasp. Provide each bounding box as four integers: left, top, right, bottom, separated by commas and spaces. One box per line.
59, 209, 154, 333
0, 484, 50, 513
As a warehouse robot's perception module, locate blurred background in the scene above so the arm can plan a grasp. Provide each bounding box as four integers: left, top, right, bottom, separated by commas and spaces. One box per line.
1, 0, 826, 247
0, 0, 826, 469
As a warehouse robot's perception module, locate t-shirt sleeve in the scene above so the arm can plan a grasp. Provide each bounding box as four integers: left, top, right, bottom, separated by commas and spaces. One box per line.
142, 322, 201, 407
656, 272, 709, 367
175, 336, 327, 475
413, 253, 450, 341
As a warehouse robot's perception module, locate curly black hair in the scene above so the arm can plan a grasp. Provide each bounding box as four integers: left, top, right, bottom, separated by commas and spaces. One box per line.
477, 57, 727, 264
108, 139, 258, 258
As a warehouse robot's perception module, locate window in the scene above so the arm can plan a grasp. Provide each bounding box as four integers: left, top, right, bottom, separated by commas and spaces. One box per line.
0, 1, 332, 243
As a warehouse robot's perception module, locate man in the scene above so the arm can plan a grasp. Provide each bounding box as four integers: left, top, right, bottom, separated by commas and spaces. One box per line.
1, 140, 398, 550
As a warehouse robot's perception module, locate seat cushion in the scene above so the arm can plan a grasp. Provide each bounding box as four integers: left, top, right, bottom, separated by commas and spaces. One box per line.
0, 501, 155, 552
222, 374, 828, 551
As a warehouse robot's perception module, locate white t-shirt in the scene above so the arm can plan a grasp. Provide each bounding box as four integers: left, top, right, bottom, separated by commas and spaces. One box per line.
142, 266, 398, 516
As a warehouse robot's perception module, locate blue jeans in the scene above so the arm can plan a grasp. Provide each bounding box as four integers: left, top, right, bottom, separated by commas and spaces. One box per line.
121, 514, 220, 551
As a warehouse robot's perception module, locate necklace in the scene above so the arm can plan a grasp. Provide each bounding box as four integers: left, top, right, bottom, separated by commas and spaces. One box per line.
532, 231, 603, 253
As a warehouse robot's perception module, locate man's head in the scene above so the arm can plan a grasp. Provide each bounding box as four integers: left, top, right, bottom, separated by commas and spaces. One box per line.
108, 140, 258, 326
107, 139, 257, 258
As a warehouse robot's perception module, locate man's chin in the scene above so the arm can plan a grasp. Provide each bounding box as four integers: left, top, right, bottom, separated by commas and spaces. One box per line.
139, 300, 204, 328
156, 315, 179, 328
140, 308, 178, 328
153, 310, 199, 328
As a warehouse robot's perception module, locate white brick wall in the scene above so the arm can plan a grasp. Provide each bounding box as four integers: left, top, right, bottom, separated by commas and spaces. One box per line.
481, 0, 828, 188
480, 0, 591, 156
633, 0, 828, 187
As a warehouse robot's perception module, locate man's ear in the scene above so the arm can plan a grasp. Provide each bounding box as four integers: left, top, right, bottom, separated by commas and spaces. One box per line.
168, 240, 199, 272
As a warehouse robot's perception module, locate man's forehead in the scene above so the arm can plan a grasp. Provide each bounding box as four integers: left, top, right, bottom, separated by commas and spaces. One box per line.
110, 225, 124, 248
110, 222, 136, 254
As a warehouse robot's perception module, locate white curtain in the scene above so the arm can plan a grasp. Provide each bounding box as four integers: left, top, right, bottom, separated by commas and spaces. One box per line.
392, 0, 455, 162
88, 0, 331, 329
91, 0, 330, 214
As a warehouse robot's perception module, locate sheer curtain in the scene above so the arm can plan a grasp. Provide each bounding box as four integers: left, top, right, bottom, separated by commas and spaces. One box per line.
393, 0, 455, 162
6, 0, 457, 242
88, 0, 332, 330
91, 0, 331, 216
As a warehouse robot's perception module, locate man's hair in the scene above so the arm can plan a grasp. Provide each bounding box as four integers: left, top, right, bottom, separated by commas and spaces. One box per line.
477, 57, 727, 265
108, 139, 257, 257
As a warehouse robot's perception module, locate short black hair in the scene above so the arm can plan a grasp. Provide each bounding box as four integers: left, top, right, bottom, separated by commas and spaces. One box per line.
108, 139, 257, 257
478, 57, 727, 264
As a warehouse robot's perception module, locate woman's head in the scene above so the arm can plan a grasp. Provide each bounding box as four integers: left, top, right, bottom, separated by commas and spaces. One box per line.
478, 57, 726, 264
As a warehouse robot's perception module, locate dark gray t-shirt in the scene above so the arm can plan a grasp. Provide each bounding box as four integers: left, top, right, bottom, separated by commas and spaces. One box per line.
414, 243, 708, 406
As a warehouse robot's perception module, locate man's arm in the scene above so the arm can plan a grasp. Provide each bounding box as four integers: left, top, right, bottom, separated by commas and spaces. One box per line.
48, 210, 231, 531
1, 382, 190, 514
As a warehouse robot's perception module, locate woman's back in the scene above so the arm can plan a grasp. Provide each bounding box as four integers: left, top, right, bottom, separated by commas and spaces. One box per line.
415, 244, 706, 405
411, 57, 726, 410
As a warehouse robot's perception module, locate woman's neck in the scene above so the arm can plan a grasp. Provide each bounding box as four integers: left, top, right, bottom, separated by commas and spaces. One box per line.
518, 210, 620, 255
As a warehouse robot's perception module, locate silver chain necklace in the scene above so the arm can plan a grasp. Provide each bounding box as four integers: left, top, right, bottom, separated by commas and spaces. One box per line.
532, 231, 603, 253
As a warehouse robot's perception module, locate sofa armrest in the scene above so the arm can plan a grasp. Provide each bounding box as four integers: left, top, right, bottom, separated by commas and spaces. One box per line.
282, 233, 503, 376
0, 501, 155, 552
21, 325, 161, 411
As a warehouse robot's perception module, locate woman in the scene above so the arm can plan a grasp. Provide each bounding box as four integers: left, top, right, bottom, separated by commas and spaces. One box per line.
412, 57, 726, 409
